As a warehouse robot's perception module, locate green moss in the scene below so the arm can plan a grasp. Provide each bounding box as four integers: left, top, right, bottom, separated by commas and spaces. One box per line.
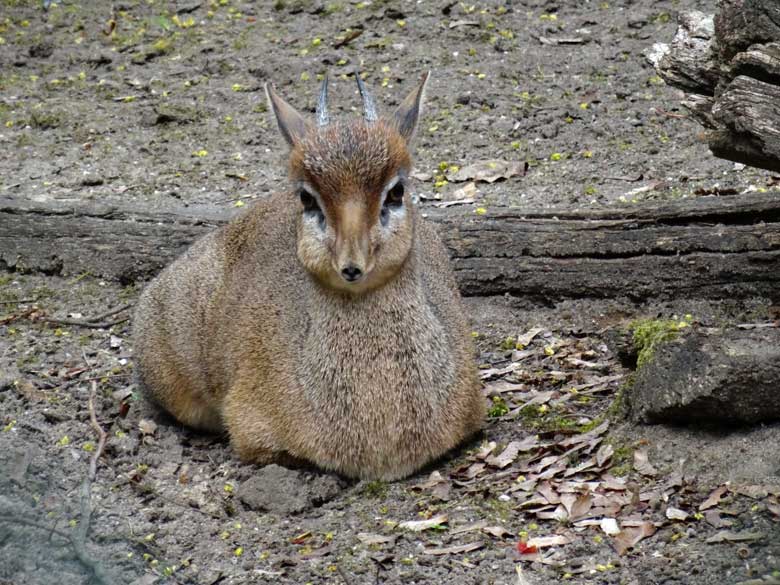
608, 440, 635, 477
363, 481, 388, 499
630, 317, 692, 368
488, 396, 509, 418
518, 404, 581, 433
484, 497, 513, 522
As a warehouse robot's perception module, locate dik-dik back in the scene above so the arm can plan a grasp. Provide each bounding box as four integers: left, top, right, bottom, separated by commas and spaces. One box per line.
132, 73, 484, 480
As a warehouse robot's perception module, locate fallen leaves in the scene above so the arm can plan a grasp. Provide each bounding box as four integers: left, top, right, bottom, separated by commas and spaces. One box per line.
613, 522, 656, 555
422, 541, 484, 556
398, 514, 448, 532
706, 530, 765, 544
446, 160, 524, 184
633, 449, 658, 477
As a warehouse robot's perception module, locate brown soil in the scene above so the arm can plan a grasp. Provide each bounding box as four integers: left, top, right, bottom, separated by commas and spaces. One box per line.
1, 1, 779, 584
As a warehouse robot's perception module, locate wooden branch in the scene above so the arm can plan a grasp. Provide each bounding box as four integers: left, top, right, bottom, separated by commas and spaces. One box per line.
709, 73, 780, 171
2, 193, 780, 302
652, 2, 780, 171
715, 0, 780, 60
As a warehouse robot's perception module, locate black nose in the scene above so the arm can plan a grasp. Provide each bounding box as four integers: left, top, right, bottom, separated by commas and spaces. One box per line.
341, 265, 363, 282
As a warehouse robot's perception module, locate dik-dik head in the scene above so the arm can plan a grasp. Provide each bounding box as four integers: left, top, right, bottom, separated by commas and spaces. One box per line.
266, 73, 429, 294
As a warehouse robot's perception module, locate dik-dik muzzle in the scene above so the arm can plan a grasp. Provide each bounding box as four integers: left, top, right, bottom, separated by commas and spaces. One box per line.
333, 198, 371, 283
266, 72, 429, 292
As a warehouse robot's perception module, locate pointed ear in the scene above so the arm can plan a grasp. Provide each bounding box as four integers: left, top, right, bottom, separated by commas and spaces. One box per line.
265, 83, 309, 148
390, 71, 430, 143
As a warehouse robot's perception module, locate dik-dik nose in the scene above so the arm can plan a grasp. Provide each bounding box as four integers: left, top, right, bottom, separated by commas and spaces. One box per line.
341, 265, 364, 282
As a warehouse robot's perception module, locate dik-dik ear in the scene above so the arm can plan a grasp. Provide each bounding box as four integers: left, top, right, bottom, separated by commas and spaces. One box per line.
390, 71, 430, 143
266, 83, 309, 148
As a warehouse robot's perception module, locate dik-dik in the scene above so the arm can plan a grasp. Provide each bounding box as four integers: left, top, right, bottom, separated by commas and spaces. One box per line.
132, 73, 484, 480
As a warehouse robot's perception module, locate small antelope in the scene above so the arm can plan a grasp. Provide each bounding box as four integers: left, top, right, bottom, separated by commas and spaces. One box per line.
132, 73, 484, 480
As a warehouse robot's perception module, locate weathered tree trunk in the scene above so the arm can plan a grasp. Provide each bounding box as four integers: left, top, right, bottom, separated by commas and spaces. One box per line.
650, 1, 780, 171
2, 193, 779, 302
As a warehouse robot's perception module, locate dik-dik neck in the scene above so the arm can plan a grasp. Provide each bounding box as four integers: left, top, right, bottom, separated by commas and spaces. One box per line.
299, 244, 455, 406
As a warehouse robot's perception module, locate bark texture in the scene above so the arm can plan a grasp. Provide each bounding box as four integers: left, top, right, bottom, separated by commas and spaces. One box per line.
651, 1, 780, 171
2, 193, 779, 302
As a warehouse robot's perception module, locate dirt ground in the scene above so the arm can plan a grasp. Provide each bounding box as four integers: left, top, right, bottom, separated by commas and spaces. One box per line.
1, 1, 779, 584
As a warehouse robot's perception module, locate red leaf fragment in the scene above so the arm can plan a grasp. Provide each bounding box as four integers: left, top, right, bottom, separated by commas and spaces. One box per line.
517, 541, 538, 554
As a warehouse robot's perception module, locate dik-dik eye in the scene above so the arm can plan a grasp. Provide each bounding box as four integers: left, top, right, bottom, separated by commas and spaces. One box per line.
299, 188, 326, 229
380, 182, 405, 227
386, 182, 405, 207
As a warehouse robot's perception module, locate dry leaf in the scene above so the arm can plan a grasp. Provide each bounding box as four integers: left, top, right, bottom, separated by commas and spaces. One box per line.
516, 327, 544, 348
398, 514, 448, 532
483, 381, 525, 394
486, 441, 523, 468
483, 525, 513, 538
569, 494, 594, 520
357, 533, 396, 546
700, 485, 728, 511
558, 421, 609, 448
432, 481, 452, 502
432, 198, 475, 208
613, 521, 656, 555
706, 530, 764, 544
665, 507, 689, 521
733, 485, 780, 499
464, 462, 486, 479
414, 470, 446, 491
526, 535, 570, 549
536, 505, 568, 522
14, 379, 47, 402
600, 518, 621, 536
449, 19, 480, 28
633, 449, 657, 477
450, 182, 477, 200
596, 444, 614, 467
479, 363, 521, 380
447, 160, 523, 184
536, 481, 561, 505
475, 441, 497, 460
704, 510, 734, 528
422, 541, 483, 556
138, 419, 158, 436
450, 520, 488, 535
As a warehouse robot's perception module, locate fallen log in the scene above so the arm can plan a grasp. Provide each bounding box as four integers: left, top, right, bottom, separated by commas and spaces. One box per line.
650, 2, 780, 172
2, 193, 780, 302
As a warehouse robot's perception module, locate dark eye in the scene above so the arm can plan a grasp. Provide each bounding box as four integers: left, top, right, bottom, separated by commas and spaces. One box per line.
299, 188, 325, 229
386, 182, 405, 207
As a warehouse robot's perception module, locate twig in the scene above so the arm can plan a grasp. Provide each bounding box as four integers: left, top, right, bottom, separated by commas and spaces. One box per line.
337, 565, 353, 585
40, 302, 133, 329
654, 107, 688, 119
0, 515, 73, 541
736, 322, 777, 329
87, 382, 108, 483
67, 381, 112, 585
0, 308, 36, 325
43, 316, 130, 329
0, 298, 37, 305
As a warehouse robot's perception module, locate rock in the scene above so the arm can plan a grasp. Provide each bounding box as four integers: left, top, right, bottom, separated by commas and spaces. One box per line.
237, 464, 345, 515
628, 328, 780, 424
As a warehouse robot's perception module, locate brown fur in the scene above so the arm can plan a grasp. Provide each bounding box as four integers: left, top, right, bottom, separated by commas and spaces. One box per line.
132, 76, 484, 480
